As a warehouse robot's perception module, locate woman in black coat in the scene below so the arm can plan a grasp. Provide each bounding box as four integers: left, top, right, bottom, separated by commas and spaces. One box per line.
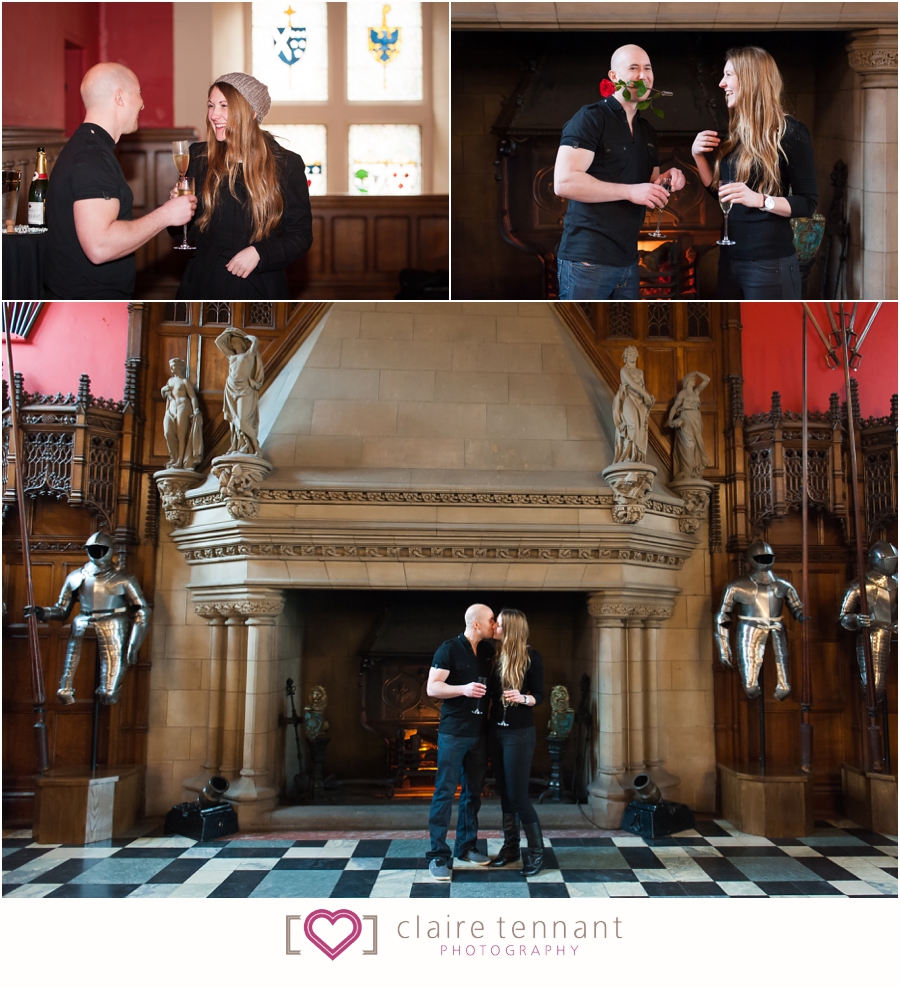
171, 72, 312, 300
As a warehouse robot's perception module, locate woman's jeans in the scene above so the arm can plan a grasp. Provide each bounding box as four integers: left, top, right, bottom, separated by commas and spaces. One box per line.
490, 725, 539, 825
427, 731, 487, 863
718, 252, 801, 300
558, 258, 641, 300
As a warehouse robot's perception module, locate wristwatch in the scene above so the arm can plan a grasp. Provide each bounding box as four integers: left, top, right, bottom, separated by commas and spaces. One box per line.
761, 195, 776, 211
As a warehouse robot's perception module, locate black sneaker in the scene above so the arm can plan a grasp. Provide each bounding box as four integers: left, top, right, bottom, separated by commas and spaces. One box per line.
456, 849, 491, 865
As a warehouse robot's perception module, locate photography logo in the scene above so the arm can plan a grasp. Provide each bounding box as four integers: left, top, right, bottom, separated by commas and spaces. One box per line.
286, 910, 377, 959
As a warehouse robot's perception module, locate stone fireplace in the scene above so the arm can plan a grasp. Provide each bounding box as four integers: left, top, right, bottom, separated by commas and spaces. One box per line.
146, 303, 715, 828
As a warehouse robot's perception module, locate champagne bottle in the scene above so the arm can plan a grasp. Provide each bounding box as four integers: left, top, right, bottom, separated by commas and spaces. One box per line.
27, 147, 49, 227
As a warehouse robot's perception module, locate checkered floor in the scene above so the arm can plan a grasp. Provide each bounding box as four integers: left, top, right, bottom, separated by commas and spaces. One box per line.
3, 819, 896, 898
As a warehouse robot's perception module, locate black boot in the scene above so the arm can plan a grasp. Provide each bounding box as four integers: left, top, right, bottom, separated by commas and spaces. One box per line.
489, 813, 520, 867
520, 820, 544, 877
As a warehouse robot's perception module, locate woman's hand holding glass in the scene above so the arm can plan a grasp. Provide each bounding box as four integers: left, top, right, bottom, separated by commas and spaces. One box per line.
502, 689, 528, 705
226, 245, 261, 279
718, 182, 764, 208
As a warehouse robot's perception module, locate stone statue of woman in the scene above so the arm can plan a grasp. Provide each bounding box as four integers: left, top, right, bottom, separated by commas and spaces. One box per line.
215, 328, 264, 456
612, 346, 654, 463
161, 357, 203, 470
667, 371, 711, 480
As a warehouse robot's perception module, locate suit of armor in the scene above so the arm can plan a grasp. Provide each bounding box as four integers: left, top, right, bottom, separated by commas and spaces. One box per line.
715, 540, 804, 700
25, 532, 151, 705
839, 541, 897, 702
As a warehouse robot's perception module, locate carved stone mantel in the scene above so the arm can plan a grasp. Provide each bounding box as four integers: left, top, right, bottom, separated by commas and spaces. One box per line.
847, 29, 898, 89
153, 468, 205, 528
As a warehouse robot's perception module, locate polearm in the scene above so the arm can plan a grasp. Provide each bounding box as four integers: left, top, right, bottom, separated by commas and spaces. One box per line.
3, 321, 50, 773
799, 309, 813, 773
837, 304, 883, 771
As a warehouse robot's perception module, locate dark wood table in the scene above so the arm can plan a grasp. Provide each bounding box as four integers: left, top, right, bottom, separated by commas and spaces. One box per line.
2, 230, 47, 299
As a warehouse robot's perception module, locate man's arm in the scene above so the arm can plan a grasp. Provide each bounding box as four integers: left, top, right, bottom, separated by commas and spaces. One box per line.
73, 195, 196, 265
553, 145, 668, 208
426, 666, 485, 700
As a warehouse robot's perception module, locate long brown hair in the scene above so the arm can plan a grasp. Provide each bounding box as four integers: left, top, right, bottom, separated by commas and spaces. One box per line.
496, 609, 531, 691
198, 81, 283, 242
712, 47, 788, 197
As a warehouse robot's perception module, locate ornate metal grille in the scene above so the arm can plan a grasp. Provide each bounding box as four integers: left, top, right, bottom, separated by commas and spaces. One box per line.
202, 302, 231, 324
784, 448, 830, 507
748, 448, 772, 522
647, 303, 670, 337
246, 303, 275, 327
608, 303, 634, 338
163, 302, 190, 323
687, 302, 710, 337
22, 431, 73, 498
87, 435, 118, 527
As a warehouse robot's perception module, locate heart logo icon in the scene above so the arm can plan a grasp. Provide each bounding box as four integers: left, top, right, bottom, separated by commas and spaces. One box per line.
304, 909, 362, 960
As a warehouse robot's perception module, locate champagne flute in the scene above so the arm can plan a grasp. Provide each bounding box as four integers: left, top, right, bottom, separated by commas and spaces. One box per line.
717, 193, 735, 246
498, 693, 511, 727
471, 676, 488, 715
173, 175, 195, 251
172, 139, 191, 181
648, 179, 671, 238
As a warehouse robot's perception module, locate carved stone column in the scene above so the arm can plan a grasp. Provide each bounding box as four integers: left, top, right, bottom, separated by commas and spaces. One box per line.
182, 610, 227, 793
220, 614, 248, 779
846, 29, 898, 298
586, 590, 679, 827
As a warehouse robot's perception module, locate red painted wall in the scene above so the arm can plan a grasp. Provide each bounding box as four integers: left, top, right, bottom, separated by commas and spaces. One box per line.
2, 2, 172, 130
4, 303, 129, 401
740, 302, 897, 419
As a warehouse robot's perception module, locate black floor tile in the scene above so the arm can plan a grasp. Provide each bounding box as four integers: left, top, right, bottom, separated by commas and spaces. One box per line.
643, 882, 688, 896
618, 847, 665, 869
811, 846, 883, 857
410, 882, 451, 897
881, 868, 898, 879
579, 837, 616, 847
676, 882, 727, 896
2, 885, 23, 895
146, 858, 210, 883
691, 821, 730, 838
291, 840, 329, 847
449, 870, 494, 883
67, 837, 134, 848
790, 881, 844, 896
381, 857, 428, 869
2, 839, 34, 849
112, 847, 189, 859
550, 838, 587, 847
770, 838, 803, 846
330, 871, 380, 897
794, 857, 858, 882
207, 870, 268, 897
353, 840, 392, 858
842, 829, 898, 847
528, 883, 569, 898
755, 881, 808, 896
273, 858, 347, 871
3, 848, 54, 871
718, 846, 785, 857
216, 846, 290, 858
643, 837, 681, 847
673, 838, 711, 846
33, 858, 105, 883
693, 857, 748, 882
561, 869, 637, 883
46, 883, 140, 898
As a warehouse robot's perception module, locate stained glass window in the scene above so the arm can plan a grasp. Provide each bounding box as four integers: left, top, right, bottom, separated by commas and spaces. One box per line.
348, 124, 421, 195
251, 2, 328, 102
267, 124, 327, 194
346, 2, 422, 101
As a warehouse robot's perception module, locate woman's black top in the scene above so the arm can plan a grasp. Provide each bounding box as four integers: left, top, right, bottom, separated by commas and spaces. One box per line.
713, 116, 817, 261
172, 136, 313, 299
488, 648, 545, 729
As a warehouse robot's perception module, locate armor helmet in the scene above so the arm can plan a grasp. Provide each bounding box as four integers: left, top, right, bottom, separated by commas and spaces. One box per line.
745, 539, 775, 572
84, 530, 115, 564
869, 541, 898, 576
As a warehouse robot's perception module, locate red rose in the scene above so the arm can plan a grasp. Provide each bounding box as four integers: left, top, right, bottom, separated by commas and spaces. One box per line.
599, 79, 616, 98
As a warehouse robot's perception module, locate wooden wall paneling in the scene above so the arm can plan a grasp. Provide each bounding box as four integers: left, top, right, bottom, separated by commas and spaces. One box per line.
333, 216, 367, 273
375, 216, 410, 273
1, 128, 68, 225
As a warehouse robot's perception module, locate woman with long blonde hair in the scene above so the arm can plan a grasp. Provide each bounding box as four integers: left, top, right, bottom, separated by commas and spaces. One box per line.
691, 47, 816, 299
172, 73, 312, 299
487, 609, 546, 876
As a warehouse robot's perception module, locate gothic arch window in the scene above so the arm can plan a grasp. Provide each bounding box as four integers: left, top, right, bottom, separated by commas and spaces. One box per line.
202, 303, 231, 325
647, 303, 671, 337
688, 303, 710, 338
607, 303, 634, 338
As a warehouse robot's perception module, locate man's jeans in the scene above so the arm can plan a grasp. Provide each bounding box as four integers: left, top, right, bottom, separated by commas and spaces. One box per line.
427, 731, 488, 863
558, 258, 641, 300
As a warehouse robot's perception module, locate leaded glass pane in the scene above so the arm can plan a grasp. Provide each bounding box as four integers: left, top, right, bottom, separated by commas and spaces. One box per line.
203, 303, 231, 325
267, 124, 327, 194
647, 303, 670, 337
688, 302, 710, 338
347, 2, 423, 102
251, 2, 328, 102
608, 303, 634, 338
246, 303, 275, 327
163, 302, 189, 324
348, 124, 421, 195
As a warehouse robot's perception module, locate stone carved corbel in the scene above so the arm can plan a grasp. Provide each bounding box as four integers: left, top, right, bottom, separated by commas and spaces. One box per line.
153, 469, 205, 528
601, 462, 657, 524
846, 30, 898, 89
669, 478, 714, 534
210, 454, 272, 520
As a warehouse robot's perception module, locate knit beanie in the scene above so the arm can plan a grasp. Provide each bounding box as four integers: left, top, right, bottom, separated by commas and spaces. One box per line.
214, 73, 271, 123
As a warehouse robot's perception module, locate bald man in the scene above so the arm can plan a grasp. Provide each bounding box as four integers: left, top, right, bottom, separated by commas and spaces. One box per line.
44, 63, 196, 299
554, 44, 685, 300
424, 603, 496, 880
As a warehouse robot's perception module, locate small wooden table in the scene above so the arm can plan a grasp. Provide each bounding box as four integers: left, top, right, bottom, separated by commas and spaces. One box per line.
33, 765, 145, 845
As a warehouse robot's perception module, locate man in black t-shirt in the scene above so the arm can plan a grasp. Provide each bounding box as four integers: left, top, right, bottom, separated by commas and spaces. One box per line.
554, 44, 685, 300
425, 603, 496, 880
44, 62, 196, 299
